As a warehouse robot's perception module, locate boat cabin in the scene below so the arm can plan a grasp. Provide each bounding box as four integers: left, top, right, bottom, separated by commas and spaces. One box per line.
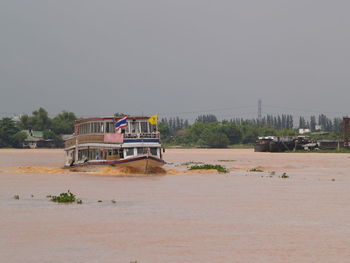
64, 116, 162, 166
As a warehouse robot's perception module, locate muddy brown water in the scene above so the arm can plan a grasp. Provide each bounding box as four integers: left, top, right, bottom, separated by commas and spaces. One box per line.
1, 149, 350, 263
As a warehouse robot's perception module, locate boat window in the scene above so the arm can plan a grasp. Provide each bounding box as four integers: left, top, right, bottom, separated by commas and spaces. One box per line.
94, 123, 97, 133
78, 149, 89, 161
125, 123, 130, 133
130, 121, 139, 134
137, 147, 148, 155
140, 122, 149, 133
110, 122, 115, 133
106, 122, 114, 133
125, 148, 134, 156
150, 148, 158, 156
101, 123, 104, 133
150, 124, 157, 133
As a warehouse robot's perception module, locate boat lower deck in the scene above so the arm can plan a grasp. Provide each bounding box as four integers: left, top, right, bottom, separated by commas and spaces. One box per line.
66, 155, 165, 174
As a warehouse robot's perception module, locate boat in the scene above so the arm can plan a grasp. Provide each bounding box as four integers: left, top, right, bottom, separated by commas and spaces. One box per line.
64, 116, 165, 173
254, 136, 299, 152
254, 136, 274, 152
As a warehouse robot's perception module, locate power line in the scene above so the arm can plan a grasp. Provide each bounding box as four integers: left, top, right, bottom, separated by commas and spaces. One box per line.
263, 104, 348, 115
159, 105, 256, 117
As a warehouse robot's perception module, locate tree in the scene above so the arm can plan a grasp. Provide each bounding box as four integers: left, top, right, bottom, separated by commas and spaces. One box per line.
310, 116, 316, 131
158, 122, 170, 141
114, 113, 126, 117
219, 122, 242, 144
11, 131, 27, 148
199, 125, 229, 148
0, 118, 21, 147
195, 114, 218, 123
299, 116, 306, 129
31, 108, 51, 130
205, 132, 230, 148
43, 130, 63, 148
51, 111, 77, 134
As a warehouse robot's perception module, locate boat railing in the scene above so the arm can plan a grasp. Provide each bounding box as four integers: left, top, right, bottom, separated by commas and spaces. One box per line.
124, 133, 160, 139
64, 134, 105, 148
64, 132, 160, 148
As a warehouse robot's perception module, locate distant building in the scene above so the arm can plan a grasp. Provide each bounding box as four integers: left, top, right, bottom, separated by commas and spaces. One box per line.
22, 130, 54, 148
315, 125, 322, 131
299, 128, 311, 134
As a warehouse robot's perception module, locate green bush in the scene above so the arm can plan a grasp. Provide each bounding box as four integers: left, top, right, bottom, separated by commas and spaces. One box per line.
50, 190, 77, 203
249, 168, 263, 172
281, 173, 289, 178
189, 164, 228, 173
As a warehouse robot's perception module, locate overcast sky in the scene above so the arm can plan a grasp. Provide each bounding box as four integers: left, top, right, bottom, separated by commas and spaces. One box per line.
1, 0, 349, 120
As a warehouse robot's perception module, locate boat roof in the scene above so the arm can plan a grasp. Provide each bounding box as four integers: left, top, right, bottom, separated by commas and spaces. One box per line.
75, 116, 150, 124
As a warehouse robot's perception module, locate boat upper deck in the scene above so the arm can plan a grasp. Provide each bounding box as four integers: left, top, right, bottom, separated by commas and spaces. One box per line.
64, 116, 160, 149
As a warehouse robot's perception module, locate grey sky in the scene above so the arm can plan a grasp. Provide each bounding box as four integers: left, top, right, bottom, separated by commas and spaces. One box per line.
1, 0, 349, 120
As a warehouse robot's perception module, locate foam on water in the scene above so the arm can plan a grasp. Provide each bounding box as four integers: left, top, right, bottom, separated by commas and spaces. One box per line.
1, 166, 219, 176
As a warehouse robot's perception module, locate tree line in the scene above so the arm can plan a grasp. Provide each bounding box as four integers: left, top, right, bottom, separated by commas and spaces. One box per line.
0, 110, 346, 148
0, 108, 76, 148
159, 114, 345, 148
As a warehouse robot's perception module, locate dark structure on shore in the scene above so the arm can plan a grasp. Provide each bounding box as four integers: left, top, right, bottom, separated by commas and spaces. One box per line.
255, 117, 350, 152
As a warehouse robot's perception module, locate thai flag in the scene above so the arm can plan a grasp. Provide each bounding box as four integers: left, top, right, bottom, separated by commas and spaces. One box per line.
115, 116, 128, 131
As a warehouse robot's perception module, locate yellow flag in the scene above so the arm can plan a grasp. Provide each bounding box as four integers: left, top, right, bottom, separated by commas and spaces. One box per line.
148, 114, 158, 125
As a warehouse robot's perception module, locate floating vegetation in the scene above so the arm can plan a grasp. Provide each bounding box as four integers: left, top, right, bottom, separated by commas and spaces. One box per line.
331, 178, 335, 182
76, 199, 83, 204
98, 200, 102, 203
181, 161, 204, 166
270, 171, 276, 175
50, 190, 77, 203
189, 164, 228, 173
249, 168, 263, 172
13, 195, 19, 200
111, 199, 116, 204
217, 159, 236, 162
281, 173, 289, 179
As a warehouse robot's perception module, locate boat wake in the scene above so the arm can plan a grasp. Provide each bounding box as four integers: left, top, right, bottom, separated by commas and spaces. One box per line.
3, 165, 168, 176
91, 166, 167, 176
